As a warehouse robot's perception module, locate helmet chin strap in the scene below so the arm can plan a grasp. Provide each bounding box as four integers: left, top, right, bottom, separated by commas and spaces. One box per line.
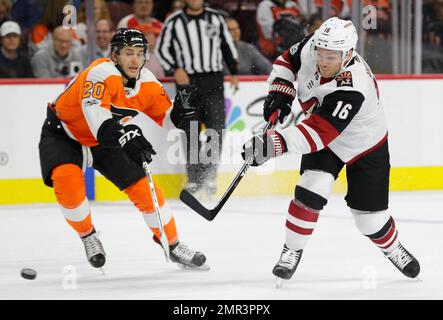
114, 55, 146, 89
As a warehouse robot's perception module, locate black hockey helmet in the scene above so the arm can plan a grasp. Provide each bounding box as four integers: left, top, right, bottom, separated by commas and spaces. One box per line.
111, 28, 148, 54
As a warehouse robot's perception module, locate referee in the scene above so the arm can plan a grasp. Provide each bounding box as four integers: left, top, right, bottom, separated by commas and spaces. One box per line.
155, 0, 239, 197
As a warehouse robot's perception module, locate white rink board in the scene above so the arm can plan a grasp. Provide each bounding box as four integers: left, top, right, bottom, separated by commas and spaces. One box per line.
0, 78, 443, 180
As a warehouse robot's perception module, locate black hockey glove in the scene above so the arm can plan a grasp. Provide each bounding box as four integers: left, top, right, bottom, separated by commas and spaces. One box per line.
170, 84, 203, 130
118, 124, 156, 165
97, 119, 156, 165
241, 129, 287, 166
263, 77, 296, 124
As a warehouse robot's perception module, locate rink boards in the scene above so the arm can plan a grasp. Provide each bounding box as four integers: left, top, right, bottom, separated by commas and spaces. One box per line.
1, 75, 443, 204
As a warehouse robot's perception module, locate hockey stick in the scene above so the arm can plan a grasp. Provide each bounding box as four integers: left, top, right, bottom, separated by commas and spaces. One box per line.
180, 111, 279, 221
141, 154, 170, 262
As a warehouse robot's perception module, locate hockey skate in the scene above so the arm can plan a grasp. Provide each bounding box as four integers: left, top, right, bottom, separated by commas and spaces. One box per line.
170, 241, 210, 271
81, 229, 106, 269
385, 243, 420, 278
153, 236, 210, 270
273, 244, 303, 286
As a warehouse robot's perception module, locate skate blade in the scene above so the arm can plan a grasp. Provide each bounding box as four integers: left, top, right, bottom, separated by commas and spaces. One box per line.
177, 263, 211, 271
99, 267, 106, 275
275, 277, 283, 289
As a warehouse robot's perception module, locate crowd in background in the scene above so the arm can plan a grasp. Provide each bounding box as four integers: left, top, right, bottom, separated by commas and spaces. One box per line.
0, 0, 442, 79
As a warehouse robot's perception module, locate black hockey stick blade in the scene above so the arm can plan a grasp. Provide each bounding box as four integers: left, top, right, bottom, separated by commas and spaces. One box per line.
179, 189, 220, 221
180, 111, 280, 221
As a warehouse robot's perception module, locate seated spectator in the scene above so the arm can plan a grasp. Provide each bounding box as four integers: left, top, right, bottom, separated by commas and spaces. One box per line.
225, 17, 272, 75
140, 23, 165, 78
0, 21, 33, 78
80, 19, 113, 67
10, 0, 43, 35
256, 0, 302, 59
117, 0, 162, 32
28, 0, 81, 55
0, 0, 11, 27
76, 0, 111, 44
31, 26, 83, 78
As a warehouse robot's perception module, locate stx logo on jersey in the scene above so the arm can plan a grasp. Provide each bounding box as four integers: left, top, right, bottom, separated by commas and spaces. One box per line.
336, 71, 353, 87
118, 129, 141, 147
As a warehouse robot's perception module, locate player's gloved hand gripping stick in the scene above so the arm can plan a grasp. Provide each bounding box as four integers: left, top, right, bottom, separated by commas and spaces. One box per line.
180, 111, 280, 221
141, 153, 170, 262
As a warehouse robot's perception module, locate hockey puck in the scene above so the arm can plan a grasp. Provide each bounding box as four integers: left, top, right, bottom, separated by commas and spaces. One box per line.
20, 268, 37, 280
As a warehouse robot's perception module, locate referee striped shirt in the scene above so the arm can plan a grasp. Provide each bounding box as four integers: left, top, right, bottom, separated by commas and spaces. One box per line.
155, 7, 238, 75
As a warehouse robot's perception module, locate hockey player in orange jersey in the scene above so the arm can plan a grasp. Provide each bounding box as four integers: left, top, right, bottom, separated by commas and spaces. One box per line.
39, 28, 207, 270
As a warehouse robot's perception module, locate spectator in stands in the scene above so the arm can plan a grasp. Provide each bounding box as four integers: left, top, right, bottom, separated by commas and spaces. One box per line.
10, 0, 43, 35
77, 0, 111, 44
0, 0, 11, 27
306, 13, 322, 35
424, 0, 443, 46
29, 0, 81, 55
80, 19, 113, 67
225, 17, 271, 75
256, 0, 302, 59
167, 0, 185, 17
117, 0, 163, 33
31, 26, 83, 78
0, 21, 33, 78
139, 23, 165, 78
314, 0, 343, 17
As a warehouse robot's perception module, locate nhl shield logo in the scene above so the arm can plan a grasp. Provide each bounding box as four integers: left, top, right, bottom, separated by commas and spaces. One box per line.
336, 71, 353, 87
205, 23, 219, 38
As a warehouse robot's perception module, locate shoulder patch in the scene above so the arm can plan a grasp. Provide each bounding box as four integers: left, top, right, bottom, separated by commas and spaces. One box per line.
289, 42, 300, 55
336, 71, 353, 88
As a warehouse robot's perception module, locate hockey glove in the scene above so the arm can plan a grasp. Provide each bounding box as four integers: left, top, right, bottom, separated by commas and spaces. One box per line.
263, 77, 296, 124
97, 119, 156, 165
241, 129, 287, 166
118, 124, 156, 165
170, 84, 202, 130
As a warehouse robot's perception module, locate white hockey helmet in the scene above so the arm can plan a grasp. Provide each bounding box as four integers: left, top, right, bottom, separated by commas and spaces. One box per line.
312, 17, 358, 59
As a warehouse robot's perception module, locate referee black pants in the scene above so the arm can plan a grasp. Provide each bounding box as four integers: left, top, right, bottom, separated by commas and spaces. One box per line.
181, 72, 225, 186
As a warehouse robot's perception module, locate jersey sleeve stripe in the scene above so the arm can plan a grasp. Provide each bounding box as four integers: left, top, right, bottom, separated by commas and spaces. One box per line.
274, 59, 294, 71
299, 122, 324, 151
303, 114, 340, 146
267, 64, 296, 84
296, 123, 317, 152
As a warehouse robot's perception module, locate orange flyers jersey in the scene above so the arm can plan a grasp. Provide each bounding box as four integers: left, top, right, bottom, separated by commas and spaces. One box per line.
53, 58, 172, 146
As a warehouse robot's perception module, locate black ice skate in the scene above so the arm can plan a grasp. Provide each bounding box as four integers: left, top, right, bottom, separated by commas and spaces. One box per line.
385, 243, 420, 278
170, 241, 209, 270
273, 244, 303, 281
81, 229, 106, 269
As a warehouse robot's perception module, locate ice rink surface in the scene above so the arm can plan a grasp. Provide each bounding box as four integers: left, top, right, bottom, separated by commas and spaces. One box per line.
0, 191, 442, 300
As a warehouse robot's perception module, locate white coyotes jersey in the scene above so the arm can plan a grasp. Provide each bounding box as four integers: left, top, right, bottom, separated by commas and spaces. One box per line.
268, 34, 388, 163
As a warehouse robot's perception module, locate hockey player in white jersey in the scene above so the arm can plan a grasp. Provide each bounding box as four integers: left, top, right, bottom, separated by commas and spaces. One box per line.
242, 17, 420, 281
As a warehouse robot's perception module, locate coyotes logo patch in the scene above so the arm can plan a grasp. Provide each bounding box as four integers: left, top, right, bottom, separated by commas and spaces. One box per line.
336, 71, 353, 87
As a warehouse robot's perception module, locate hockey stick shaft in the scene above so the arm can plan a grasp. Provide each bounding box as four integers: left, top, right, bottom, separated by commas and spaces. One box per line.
180, 111, 279, 221
141, 154, 170, 262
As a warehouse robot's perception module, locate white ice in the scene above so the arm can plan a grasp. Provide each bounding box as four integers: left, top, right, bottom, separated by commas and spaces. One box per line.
0, 191, 442, 300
